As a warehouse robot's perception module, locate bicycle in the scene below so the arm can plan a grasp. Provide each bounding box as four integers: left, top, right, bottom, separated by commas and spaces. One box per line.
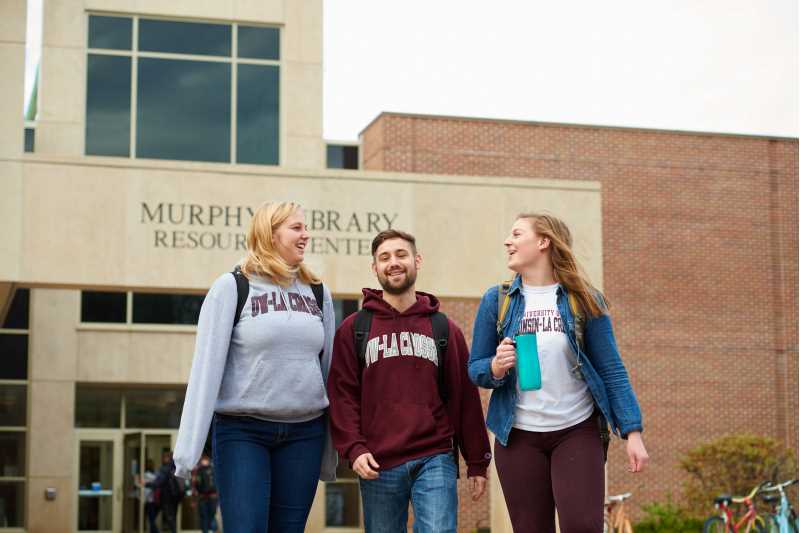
762, 479, 798, 532
605, 492, 634, 533
704, 482, 770, 533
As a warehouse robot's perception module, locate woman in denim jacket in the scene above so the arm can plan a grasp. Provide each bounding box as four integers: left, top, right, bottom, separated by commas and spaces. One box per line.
469, 213, 648, 533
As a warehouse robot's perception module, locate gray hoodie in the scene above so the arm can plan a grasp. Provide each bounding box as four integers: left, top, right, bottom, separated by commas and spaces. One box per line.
173, 271, 337, 480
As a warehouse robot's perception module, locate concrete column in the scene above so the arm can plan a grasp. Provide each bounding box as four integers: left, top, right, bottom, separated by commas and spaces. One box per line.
27, 288, 79, 533
0, 0, 26, 157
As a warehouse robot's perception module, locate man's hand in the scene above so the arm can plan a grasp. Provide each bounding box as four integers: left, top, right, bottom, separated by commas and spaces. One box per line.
625, 432, 649, 473
353, 452, 380, 480
468, 476, 487, 501
491, 337, 517, 379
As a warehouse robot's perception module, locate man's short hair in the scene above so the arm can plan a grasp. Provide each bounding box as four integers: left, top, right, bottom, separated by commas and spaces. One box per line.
371, 229, 417, 258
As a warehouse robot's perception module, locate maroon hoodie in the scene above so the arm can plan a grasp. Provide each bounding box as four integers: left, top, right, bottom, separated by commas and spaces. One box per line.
327, 288, 491, 478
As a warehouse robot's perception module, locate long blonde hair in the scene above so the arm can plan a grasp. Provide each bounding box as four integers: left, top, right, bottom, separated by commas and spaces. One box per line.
240, 201, 320, 287
518, 213, 607, 317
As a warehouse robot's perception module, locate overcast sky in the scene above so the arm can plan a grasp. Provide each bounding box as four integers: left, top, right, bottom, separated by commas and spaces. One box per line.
323, 1, 798, 140
25, 1, 798, 139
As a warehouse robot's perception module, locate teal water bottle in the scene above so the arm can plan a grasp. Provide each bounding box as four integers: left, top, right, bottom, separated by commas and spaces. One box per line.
515, 333, 541, 391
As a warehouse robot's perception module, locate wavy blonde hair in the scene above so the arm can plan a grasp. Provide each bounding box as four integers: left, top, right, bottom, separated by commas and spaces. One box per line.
240, 201, 320, 287
518, 213, 607, 317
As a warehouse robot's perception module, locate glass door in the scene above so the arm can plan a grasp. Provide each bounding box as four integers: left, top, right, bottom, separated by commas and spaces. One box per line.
77, 437, 116, 532
122, 433, 142, 533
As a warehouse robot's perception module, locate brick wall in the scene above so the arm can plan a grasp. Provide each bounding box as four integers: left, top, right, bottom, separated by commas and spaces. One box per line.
363, 113, 799, 524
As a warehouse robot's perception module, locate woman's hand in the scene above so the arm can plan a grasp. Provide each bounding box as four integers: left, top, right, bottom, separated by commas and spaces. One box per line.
491, 337, 517, 379
625, 431, 649, 473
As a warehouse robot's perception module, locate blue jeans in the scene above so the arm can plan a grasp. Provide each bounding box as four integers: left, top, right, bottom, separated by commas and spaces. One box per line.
359, 452, 457, 533
197, 497, 218, 533
212, 413, 325, 533
145, 501, 159, 533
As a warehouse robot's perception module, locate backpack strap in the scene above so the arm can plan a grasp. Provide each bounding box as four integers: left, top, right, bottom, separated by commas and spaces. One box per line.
353, 309, 373, 369
231, 266, 249, 328
430, 312, 450, 405
311, 283, 324, 318
567, 292, 585, 352
496, 280, 513, 341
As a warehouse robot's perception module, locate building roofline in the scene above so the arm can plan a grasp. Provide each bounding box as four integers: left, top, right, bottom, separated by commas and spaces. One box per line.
358, 111, 798, 142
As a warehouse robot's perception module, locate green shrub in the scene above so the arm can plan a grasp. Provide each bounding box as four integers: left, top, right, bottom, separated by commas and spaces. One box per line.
634, 500, 704, 533
679, 433, 797, 516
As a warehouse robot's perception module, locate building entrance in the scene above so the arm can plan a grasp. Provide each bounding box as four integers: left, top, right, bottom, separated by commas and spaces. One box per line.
76, 430, 202, 533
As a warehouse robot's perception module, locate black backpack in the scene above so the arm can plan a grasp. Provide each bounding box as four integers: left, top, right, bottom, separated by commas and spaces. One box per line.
352, 309, 450, 404
231, 266, 324, 328
161, 465, 184, 503
195, 464, 216, 495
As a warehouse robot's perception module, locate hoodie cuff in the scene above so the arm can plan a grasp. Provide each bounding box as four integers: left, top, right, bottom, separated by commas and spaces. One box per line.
347, 444, 371, 466
174, 465, 192, 480
467, 462, 489, 478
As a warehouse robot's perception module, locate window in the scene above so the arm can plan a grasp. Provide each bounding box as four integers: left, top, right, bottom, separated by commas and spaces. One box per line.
75, 387, 122, 428
0, 336, 27, 380
1, 288, 28, 330
75, 386, 186, 429
125, 388, 184, 428
333, 298, 359, 327
80, 290, 204, 325
0, 288, 28, 528
132, 293, 204, 325
85, 15, 280, 165
327, 144, 359, 169
23, 128, 34, 153
81, 291, 126, 323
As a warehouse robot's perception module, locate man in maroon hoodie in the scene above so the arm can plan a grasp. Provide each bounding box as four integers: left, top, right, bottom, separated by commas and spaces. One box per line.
327, 229, 491, 533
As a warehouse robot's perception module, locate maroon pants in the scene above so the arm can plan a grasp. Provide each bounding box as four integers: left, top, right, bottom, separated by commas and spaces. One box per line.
494, 414, 605, 533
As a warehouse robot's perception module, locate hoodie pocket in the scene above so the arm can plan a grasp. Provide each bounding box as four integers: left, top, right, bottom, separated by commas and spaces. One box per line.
240, 357, 328, 417
364, 402, 438, 454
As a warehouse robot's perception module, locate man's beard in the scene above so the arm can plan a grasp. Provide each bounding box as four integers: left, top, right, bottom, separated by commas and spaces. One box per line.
377, 267, 417, 295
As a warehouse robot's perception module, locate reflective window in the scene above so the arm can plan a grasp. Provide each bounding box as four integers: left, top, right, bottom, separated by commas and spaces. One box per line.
0, 335, 27, 380
125, 388, 185, 428
137, 58, 231, 162
24, 128, 34, 153
238, 26, 280, 60
237, 64, 279, 165
86, 16, 280, 165
139, 19, 231, 57
88, 15, 132, 50
85, 54, 131, 157
75, 387, 122, 428
0, 386, 26, 427
333, 299, 359, 327
0, 432, 25, 477
327, 144, 360, 169
2, 288, 28, 329
0, 481, 24, 527
81, 291, 126, 323
132, 293, 204, 325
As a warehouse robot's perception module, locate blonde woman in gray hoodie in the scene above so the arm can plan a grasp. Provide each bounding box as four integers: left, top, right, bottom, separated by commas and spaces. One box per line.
174, 201, 336, 533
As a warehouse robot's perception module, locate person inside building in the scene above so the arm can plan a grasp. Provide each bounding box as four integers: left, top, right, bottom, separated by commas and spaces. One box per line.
327, 229, 491, 533
146, 451, 183, 533
172, 201, 337, 532
141, 458, 160, 533
469, 213, 649, 533
191, 452, 218, 533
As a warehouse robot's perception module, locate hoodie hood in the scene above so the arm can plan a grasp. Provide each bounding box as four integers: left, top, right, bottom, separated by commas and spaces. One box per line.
361, 288, 440, 317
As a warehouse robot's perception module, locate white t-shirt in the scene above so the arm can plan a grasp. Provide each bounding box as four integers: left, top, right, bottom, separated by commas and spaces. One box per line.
513, 283, 595, 432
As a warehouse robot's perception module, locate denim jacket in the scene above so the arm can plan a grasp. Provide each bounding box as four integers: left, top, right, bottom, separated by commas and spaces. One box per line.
468, 275, 643, 446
